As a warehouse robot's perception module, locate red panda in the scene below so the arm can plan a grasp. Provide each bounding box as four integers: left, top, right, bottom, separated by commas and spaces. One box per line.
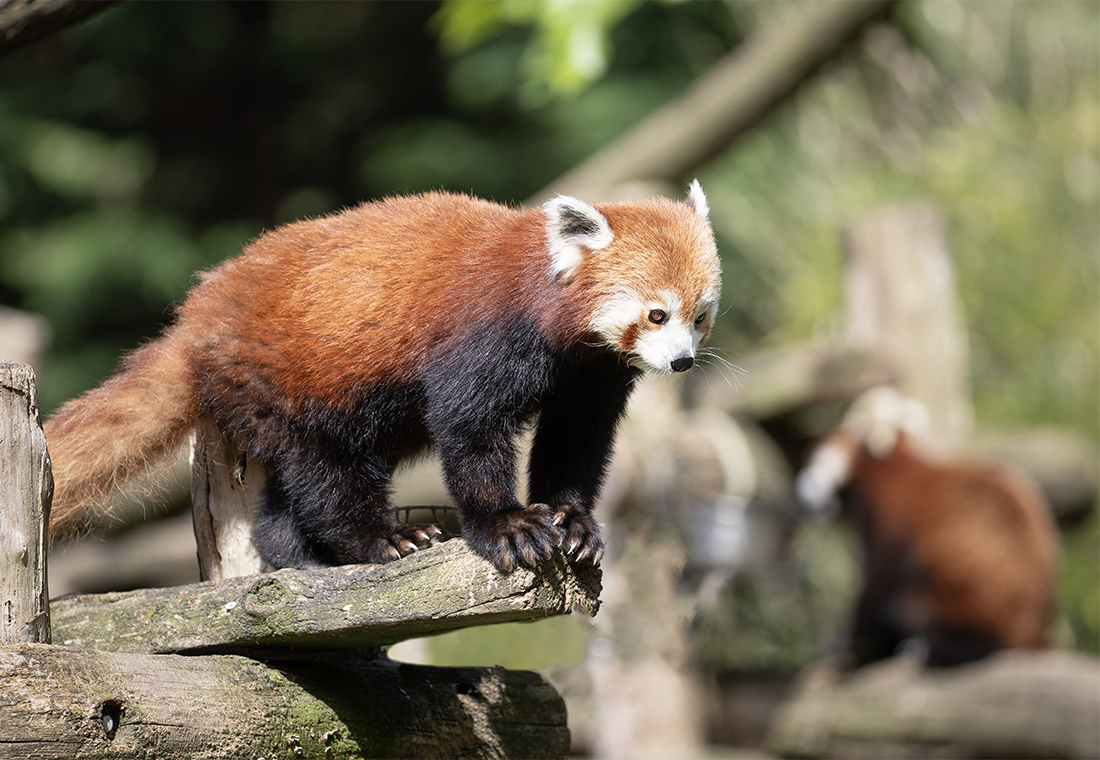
44, 183, 721, 573
797, 386, 1059, 667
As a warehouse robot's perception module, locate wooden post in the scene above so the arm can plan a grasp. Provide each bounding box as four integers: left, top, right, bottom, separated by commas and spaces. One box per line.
844, 203, 973, 445
190, 418, 271, 581
0, 362, 52, 645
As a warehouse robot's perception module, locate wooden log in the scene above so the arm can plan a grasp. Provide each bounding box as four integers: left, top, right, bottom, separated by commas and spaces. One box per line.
190, 417, 271, 581
51, 538, 600, 654
0, 362, 52, 645
767, 651, 1100, 759
844, 202, 973, 445
0, 642, 570, 760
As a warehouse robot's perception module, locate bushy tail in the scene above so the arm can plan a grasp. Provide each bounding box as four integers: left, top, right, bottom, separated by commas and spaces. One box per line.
44, 329, 198, 543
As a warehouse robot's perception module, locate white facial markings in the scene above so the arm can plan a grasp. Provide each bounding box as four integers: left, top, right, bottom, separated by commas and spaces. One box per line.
589, 290, 647, 342
627, 289, 699, 374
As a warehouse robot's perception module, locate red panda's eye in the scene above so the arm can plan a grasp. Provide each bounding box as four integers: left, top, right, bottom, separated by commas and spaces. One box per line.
694, 312, 707, 326
648, 309, 668, 325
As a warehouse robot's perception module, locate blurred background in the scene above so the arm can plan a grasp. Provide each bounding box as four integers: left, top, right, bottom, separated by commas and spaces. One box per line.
0, 1, 1096, 757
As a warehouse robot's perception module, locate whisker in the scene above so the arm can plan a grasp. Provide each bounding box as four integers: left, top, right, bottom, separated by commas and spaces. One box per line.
696, 348, 747, 392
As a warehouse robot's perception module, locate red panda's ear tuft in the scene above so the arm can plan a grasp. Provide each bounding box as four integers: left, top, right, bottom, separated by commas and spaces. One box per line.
543, 195, 614, 279
686, 179, 710, 221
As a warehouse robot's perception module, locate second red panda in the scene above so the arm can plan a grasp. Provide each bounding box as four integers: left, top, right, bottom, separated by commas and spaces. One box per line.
44, 183, 721, 573
797, 387, 1059, 667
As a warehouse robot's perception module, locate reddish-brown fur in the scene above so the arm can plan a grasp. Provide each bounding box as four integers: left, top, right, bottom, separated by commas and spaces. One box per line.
44, 190, 719, 562
824, 430, 1058, 664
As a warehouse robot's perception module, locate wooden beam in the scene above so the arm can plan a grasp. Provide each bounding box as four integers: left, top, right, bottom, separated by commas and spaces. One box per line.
0, 362, 51, 645
51, 538, 600, 654
0, 643, 570, 760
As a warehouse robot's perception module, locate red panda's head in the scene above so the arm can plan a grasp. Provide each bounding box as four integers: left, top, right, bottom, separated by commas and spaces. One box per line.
543, 180, 722, 374
796, 386, 931, 512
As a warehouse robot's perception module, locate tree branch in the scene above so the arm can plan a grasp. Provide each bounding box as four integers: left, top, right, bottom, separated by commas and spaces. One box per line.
534, 0, 895, 202
0, 0, 114, 58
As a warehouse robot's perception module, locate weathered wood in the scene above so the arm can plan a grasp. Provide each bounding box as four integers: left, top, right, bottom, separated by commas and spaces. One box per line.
0, 642, 570, 760
0, 0, 114, 58
0, 362, 52, 645
190, 418, 271, 581
844, 203, 973, 445
767, 651, 1100, 759
51, 538, 600, 654
533, 0, 895, 203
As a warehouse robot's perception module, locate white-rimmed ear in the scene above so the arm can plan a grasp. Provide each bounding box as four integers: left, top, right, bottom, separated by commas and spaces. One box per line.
686, 179, 710, 221
543, 195, 613, 278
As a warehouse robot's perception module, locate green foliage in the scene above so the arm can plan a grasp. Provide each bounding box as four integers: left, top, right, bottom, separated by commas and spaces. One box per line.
703, 0, 1099, 439
435, 0, 643, 103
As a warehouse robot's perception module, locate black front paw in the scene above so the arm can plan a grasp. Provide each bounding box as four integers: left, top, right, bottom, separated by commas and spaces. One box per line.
463, 504, 558, 572
552, 504, 604, 565
361, 523, 444, 564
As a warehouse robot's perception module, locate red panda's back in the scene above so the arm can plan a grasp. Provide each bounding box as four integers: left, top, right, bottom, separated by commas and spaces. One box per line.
856, 437, 1058, 650
177, 193, 551, 406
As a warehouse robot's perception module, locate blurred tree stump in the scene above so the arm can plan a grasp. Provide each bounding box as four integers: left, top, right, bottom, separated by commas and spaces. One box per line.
844, 202, 973, 445
767, 651, 1100, 759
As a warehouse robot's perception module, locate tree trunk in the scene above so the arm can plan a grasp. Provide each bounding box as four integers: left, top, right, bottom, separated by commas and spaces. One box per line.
0, 642, 569, 760
844, 202, 973, 445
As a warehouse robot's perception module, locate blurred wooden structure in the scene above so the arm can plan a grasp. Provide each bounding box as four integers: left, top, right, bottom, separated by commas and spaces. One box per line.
768, 652, 1100, 759
845, 202, 973, 445
0, 363, 593, 760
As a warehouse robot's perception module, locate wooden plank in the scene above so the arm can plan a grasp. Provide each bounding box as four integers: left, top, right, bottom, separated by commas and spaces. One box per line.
0, 642, 570, 760
0, 362, 51, 645
51, 538, 600, 654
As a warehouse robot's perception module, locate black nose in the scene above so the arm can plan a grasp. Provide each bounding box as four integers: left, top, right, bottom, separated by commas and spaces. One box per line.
670, 356, 694, 373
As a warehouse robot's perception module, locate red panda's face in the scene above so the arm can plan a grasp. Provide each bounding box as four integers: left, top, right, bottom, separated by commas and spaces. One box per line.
543, 181, 722, 374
